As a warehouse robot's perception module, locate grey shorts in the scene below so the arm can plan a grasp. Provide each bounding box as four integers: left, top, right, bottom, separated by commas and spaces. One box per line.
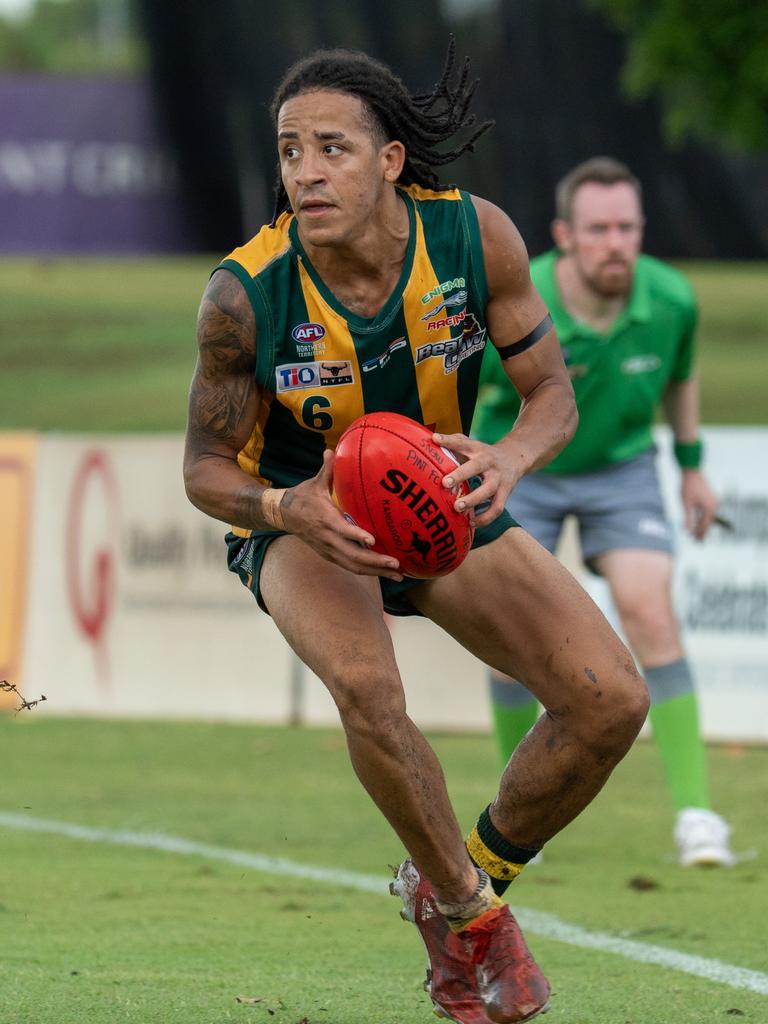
506, 448, 674, 572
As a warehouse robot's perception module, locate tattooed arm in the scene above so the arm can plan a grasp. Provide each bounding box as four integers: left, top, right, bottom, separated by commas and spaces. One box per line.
183, 269, 403, 579
183, 269, 274, 529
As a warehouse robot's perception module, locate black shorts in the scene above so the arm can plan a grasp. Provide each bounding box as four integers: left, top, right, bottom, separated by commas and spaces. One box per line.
226, 510, 518, 617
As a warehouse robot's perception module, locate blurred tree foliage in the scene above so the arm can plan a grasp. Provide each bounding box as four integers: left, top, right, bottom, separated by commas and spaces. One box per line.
590, 0, 768, 152
0, 0, 145, 73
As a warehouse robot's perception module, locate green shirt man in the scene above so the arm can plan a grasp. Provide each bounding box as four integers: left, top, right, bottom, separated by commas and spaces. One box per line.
473, 156, 734, 870
475, 249, 698, 473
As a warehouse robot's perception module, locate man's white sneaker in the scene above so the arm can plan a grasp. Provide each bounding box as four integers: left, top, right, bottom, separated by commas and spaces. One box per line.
674, 808, 736, 867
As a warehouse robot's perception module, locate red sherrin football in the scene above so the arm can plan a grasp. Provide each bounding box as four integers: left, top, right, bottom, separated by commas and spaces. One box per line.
333, 412, 475, 579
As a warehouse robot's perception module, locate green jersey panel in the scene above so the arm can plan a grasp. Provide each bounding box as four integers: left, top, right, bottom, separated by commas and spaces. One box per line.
473, 250, 698, 473
217, 185, 491, 521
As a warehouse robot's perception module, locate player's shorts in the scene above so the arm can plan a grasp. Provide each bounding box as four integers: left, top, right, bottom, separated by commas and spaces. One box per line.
506, 448, 673, 573
225, 509, 517, 617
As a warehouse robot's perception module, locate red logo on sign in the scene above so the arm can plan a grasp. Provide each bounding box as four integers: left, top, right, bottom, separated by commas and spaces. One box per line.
65, 450, 119, 686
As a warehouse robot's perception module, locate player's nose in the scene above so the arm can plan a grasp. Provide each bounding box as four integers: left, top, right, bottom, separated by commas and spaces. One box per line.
294, 152, 326, 187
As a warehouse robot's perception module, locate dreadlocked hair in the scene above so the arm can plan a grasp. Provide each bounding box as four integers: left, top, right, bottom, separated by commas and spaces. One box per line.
269, 37, 494, 226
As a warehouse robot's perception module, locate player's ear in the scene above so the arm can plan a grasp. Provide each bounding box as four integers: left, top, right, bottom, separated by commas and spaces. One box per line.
381, 140, 405, 184
551, 217, 571, 252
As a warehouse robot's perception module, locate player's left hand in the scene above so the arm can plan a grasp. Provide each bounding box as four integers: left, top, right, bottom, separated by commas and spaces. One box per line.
681, 469, 719, 540
432, 431, 521, 528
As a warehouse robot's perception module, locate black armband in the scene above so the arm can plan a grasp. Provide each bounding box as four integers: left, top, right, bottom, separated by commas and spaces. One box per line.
495, 313, 553, 360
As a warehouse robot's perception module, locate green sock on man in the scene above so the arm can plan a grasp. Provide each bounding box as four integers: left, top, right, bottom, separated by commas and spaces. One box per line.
487, 658, 734, 866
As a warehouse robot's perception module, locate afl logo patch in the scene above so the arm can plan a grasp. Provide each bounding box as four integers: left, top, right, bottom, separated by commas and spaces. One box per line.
292, 322, 326, 343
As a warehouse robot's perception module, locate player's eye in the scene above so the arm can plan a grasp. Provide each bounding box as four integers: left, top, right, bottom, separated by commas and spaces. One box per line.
324, 144, 343, 156
282, 146, 299, 160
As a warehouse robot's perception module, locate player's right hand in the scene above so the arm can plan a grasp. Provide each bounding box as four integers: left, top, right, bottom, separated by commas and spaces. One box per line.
280, 450, 404, 581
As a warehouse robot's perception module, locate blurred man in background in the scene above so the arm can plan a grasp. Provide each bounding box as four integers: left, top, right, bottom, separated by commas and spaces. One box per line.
475, 156, 734, 868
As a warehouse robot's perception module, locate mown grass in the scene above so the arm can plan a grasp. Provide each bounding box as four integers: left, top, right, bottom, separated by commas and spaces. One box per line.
0, 258, 766, 431
2, 715, 766, 1023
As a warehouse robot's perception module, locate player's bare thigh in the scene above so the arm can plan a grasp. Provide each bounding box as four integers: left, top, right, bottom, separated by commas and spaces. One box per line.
595, 548, 682, 663
410, 527, 641, 713
259, 534, 402, 708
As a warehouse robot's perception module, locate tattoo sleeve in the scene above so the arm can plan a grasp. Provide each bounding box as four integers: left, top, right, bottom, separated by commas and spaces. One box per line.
184, 270, 269, 529
188, 271, 257, 451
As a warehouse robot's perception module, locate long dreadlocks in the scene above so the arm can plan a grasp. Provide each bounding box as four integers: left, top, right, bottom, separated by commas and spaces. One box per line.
269, 38, 494, 226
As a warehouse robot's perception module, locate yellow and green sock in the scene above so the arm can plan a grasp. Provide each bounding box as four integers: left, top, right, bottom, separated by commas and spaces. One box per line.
466, 805, 542, 895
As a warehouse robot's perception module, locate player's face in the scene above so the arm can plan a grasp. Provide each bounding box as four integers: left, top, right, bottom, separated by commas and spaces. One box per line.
277, 89, 399, 248
558, 182, 644, 298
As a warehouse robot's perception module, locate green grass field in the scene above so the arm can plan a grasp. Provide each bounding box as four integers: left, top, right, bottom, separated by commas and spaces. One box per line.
2, 715, 766, 1024
1, 257, 766, 1022
0, 258, 766, 431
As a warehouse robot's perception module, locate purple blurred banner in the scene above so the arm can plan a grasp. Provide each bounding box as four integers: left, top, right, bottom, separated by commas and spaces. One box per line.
0, 75, 195, 252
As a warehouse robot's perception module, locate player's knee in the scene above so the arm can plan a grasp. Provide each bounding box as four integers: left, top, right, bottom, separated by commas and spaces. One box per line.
328, 665, 406, 735
578, 663, 649, 760
619, 601, 678, 651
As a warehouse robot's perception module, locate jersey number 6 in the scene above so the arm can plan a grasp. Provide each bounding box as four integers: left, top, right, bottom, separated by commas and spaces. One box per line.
302, 395, 333, 431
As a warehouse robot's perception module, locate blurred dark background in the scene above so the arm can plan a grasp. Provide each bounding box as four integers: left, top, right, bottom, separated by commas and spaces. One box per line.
2, 0, 767, 257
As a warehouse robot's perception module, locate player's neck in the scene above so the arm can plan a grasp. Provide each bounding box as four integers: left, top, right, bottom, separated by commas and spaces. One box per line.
556, 255, 628, 335
299, 190, 410, 318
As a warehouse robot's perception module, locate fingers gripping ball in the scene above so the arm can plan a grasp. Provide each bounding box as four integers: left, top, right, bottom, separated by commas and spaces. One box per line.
333, 412, 475, 579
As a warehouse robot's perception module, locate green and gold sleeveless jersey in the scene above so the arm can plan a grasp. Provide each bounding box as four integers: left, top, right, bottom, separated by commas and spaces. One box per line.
217, 185, 490, 506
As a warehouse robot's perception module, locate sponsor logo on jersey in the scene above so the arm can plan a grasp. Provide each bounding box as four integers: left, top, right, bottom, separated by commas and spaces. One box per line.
361, 336, 407, 373
621, 354, 662, 374
421, 289, 468, 320
292, 323, 327, 356
275, 360, 353, 392
292, 322, 326, 343
420, 277, 466, 305
426, 308, 467, 332
296, 340, 326, 357
415, 312, 486, 374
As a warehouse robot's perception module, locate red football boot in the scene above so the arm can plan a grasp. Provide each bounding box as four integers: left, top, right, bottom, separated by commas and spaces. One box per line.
390, 859, 494, 1024
459, 905, 550, 1023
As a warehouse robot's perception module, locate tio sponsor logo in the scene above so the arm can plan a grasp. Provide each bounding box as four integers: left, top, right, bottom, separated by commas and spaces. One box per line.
275, 360, 353, 392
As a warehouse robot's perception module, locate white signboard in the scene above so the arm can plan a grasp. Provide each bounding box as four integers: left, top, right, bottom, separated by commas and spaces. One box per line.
584, 427, 768, 741
20, 435, 294, 723
9, 429, 768, 741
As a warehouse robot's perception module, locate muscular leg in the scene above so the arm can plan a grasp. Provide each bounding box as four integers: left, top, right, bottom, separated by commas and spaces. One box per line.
260, 534, 477, 902
412, 529, 649, 846
597, 548, 710, 811
486, 487, 564, 770
595, 548, 682, 665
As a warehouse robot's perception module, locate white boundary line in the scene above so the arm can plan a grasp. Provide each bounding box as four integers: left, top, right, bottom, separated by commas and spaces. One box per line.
2, 811, 766, 996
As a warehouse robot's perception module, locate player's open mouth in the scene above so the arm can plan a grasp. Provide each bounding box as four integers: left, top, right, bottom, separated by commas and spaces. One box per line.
301, 202, 335, 217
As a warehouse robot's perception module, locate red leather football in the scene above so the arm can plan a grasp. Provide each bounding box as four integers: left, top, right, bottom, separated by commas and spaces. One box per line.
333, 412, 475, 579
